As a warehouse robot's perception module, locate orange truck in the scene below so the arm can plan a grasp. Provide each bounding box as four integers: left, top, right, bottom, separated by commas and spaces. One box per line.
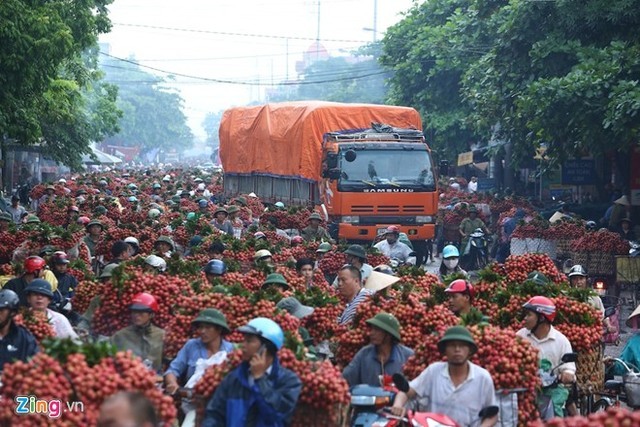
219, 101, 438, 246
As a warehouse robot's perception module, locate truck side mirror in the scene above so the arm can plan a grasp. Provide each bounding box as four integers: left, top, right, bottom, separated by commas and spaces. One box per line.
439, 160, 449, 176
326, 153, 338, 169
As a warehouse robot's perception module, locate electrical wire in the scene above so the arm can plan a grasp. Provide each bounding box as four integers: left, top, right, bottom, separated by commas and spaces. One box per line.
99, 51, 387, 85
112, 22, 371, 43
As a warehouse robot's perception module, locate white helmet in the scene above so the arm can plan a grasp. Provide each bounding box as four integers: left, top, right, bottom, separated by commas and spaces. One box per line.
254, 249, 273, 262
148, 208, 161, 219
145, 255, 166, 272
58, 178, 67, 184
162, 175, 171, 182
124, 236, 139, 246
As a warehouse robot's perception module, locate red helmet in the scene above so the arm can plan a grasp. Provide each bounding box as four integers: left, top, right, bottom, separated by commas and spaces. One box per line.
291, 236, 304, 245
523, 296, 556, 323
444, 279, 475, 298
385, 225, 400, 235
130, 292, 159, 313
67, 205, 80, 213
24, 256, 46, 274
77, 216, 91, 226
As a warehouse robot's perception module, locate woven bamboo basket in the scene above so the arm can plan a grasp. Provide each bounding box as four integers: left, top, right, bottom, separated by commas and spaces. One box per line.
554, 239, 575, 257
292, 403, 348, 427
576, 345, 605, 394
571, 252, 615, 276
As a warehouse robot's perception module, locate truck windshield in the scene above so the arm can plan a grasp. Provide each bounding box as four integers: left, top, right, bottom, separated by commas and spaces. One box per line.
338, 149, 435, 191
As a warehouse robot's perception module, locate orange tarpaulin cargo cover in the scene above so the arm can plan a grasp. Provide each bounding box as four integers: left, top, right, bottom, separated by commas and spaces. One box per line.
219, 101, 423, 182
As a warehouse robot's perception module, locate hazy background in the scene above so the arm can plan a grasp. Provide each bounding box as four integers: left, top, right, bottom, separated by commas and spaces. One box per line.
99, 0, 416, 143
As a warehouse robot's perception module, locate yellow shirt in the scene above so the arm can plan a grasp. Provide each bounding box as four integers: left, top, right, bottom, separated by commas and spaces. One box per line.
42, 269, 59, 292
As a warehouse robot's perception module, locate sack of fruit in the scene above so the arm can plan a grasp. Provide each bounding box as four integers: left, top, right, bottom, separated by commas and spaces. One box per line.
510, 238, 557, 259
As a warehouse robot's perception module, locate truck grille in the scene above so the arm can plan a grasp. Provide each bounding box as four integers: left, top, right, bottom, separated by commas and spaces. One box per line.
350, 205, 426, 214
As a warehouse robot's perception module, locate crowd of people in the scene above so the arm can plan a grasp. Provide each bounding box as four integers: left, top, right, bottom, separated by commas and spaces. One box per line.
0, 167, 638, 427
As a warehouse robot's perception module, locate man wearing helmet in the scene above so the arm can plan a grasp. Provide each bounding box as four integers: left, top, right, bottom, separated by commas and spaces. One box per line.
165, 308, 234, 425
568, 265, 604, 316
4, 256, 48, 306
517, 296, 576, 418
343, 312, 414, 387
202, 318, 302, 427
83, 219, 104, 258
391, 326, 497, 427
300, 212, 334, 243
25, 279, 78, 339
203, 260, 226, 283
444, 279, 475, 316
144, 255, 167, 274
374, 226, 416, 266
111, 293, 166, 372
459, 205, 489, 251
0, 289, 39, 370
50, 251, 78, 315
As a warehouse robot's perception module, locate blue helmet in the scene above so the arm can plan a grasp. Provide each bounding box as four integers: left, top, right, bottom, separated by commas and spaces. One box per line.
442, 245, 460, 259
198, 200, 208, 208
237, 317, 284, 350
203, 259, 226, 275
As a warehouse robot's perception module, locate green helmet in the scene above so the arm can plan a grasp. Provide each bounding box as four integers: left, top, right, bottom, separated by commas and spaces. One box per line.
186, 212, 197, 221
365, 312, 401, 341
25, 215, 41, 224
437, 326, 477, 355
192, 308, 230, 334
316, 242, 332, 253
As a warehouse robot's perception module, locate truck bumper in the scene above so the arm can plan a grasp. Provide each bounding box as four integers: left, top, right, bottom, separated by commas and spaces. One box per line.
338, 224, 435, 241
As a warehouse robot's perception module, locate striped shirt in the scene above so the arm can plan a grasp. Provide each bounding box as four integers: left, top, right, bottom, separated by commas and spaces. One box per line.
338, 288, 374, 326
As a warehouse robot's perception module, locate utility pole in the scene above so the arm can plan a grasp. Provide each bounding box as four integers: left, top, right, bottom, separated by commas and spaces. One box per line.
316, 0, 321, 60
373, 0, 378, 42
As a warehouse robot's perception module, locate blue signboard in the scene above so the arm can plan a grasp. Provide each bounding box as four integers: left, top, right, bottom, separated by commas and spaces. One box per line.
562, 159, 596, 185
477, 178, 496, 192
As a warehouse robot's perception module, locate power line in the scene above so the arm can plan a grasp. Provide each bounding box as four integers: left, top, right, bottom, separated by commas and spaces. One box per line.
99, 52, 387, 85
113, 22, 371, 44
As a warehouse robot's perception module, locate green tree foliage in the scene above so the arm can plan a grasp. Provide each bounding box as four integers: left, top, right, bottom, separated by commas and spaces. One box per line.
202, 110, 225, 148
381, 0, 640, 166
0, 0, 117, 170
101, 56, 194, 154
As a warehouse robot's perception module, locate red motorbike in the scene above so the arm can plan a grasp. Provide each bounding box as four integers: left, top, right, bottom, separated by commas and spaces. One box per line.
375, 374, 499, 427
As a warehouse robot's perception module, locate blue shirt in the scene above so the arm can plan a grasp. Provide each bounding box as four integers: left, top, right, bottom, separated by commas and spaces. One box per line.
342, 343, 414, 387
165, 338, 235, 381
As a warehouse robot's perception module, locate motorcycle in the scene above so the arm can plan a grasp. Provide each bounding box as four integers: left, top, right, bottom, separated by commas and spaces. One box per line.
462, 228, 489, 271
538, 352, 578, 420
373, 373, 499, 427
349, 377, 397, 427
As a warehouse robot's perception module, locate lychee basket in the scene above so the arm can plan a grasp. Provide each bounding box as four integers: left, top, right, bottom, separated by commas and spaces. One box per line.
576, 345, 605, 395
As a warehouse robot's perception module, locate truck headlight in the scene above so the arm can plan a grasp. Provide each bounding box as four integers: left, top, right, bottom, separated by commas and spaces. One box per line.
415, 216, 433, 224
342, 216, 359, 224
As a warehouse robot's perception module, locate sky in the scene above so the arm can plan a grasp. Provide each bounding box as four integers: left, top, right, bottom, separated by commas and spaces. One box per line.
98, 0, 417, 142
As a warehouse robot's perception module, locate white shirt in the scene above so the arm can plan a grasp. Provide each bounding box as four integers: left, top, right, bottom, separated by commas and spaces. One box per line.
409, 361, 496, 427
468, 181, 478, 193
516, 326, 576, 374
47, 308, 78, 340
374, 240, 415, 265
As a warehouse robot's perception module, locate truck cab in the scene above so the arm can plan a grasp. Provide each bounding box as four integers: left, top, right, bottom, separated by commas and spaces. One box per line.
320, 126, 438, 243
